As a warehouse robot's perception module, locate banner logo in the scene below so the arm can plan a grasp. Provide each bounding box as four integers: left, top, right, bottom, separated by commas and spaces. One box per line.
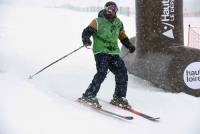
183, 62, 200, 89
161, 0, 175, 39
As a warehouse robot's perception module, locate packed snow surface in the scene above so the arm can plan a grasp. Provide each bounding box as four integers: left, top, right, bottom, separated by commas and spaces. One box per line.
0, 5, 200, 134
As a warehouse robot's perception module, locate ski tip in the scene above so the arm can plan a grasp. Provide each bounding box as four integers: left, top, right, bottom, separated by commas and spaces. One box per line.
155, 117, 160, 120
125, 116, 134, 120
150, 117, 160, 121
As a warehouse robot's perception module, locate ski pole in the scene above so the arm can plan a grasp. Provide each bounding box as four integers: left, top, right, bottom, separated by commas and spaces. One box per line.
28, 45, 84, 79
121, 51, 130, 59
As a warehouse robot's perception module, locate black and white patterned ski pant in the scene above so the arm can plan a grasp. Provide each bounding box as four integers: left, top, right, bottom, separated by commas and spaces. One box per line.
84, 53, 128, 98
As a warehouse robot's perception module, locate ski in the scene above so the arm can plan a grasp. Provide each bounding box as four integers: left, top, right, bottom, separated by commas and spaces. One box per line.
77, 99, 134, 120
110, 103, 160, 121
99, 99, 160, 121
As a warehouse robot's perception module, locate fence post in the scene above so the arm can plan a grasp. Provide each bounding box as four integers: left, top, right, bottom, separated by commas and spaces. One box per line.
188, 24, 191, 47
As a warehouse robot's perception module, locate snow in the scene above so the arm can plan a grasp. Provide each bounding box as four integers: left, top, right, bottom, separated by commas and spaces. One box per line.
0, 5, 200, 134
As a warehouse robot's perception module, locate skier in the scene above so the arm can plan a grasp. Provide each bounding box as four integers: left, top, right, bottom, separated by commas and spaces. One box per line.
79, 1, 135, 108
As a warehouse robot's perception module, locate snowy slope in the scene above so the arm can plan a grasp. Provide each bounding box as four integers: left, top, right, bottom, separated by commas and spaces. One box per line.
0, 5, 200, 134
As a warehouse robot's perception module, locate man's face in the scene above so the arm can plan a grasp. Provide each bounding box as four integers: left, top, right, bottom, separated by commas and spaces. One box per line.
105, 4, 118, 18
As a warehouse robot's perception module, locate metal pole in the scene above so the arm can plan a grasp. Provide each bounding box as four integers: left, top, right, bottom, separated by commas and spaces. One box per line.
29, 45, 84, 79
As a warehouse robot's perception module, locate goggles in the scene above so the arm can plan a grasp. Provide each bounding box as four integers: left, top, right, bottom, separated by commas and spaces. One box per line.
105, 4, 118, 14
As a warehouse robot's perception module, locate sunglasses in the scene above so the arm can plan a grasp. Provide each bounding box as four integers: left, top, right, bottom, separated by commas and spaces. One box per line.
105, 5, 118, 14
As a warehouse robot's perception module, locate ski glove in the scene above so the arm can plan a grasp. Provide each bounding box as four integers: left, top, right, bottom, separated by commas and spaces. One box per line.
128, 44, 135, 53
82, 38, 92, 48
120, 37, 135, 53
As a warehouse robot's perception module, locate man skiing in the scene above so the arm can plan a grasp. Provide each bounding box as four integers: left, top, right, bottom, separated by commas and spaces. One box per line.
79, 1, 135, 108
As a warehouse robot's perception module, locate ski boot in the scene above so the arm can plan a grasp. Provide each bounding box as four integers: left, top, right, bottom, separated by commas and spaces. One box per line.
110, 95, 131, 109
78, 94, 102, 108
